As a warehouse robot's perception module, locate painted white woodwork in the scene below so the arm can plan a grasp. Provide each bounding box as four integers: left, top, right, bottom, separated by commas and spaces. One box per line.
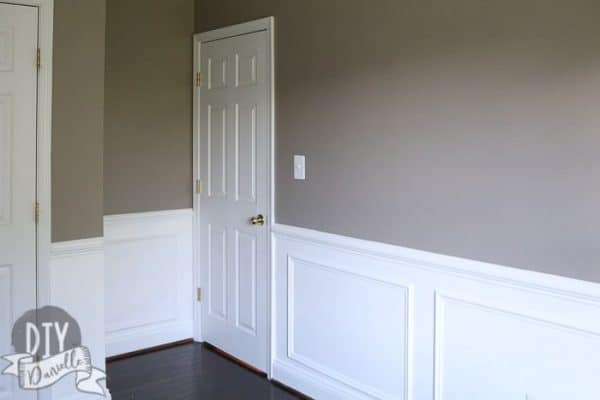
104, 210, 193, 357
434, 293, 600, 400
16, 3, 54, 359
0, 4, 38, 400
272, 223, 600, 400
0, 94, 11, 225
195, 25, 270, 372
49, 238, 110, 400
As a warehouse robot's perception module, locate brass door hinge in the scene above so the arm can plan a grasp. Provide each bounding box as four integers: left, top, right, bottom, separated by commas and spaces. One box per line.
195, 179, 203, 194
196, 72, 203, 87
34, 202, 40, 224
197, 288, 202, 302
36, 49, 41, 68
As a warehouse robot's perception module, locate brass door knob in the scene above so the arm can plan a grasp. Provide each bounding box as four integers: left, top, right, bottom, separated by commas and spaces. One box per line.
250, 214, 265, 226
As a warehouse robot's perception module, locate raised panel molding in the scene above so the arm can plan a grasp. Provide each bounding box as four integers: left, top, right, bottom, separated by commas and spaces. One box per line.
208, 224, 227, 320
286, 256, 411, 400
207, 105, 227, 197
234, 103, 256, 202
106, 235, 178, 330
272, 223, 600, 400
104, 209, 193, 357
208, 57, 227, 90
0, 95, 12, 225
434, 293, 600, 400
235, 50, 257, 87
273, 227, 415, 400
235, 230, 257, 334
0, 28, 13, 71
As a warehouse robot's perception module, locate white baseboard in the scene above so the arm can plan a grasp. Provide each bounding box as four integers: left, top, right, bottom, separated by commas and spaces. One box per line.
272, 359, 364, 400
105, 320, 193, 357
271, 223, 600, 400
104, 209, 194, 357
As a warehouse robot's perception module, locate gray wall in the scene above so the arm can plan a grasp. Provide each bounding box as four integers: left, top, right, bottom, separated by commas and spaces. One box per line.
196, 0, 600, 282
104, 0, 194, 215
52, 0, 106, 242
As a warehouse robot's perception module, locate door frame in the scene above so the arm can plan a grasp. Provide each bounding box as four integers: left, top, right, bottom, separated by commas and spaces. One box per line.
192, 17, 275, 376
0, 0, 53, 330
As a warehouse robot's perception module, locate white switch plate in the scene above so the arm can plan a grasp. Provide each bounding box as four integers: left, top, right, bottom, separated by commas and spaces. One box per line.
294, 155, 306, 180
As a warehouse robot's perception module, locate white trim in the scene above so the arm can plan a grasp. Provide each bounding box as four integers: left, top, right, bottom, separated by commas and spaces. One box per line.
1, 4, 53, 399
272, 223, 600, 399
193, 17, 275, 377
266, 17, 276, 380
192, 29, 201, 344
432, 290, 600, 400
197, 17, 274, 43
104, 208, 193, 223
272, 223, 600, 302
50, 237, 104, 258
2, 0, 54, 319
106, 320, 193, 358
272, 359, 363, 400
286, 255, 413, 400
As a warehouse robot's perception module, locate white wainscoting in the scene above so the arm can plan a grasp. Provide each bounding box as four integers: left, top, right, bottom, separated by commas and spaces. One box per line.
271, 224, 600, 400
104, 209, 194, 357
49, 238, 110, 400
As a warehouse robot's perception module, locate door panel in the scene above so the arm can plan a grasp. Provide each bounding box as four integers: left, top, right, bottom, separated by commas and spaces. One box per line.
235, 103, 257, 202
199, 30, 268, 371
208, 224, 227, 320
208, 105, 227, 198
0, 4, 38, 400
235, 230, 256, 334
0, 94, 12, 225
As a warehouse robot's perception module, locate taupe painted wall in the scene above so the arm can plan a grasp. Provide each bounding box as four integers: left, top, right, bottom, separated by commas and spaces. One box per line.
196, 0, 600, 282
52, 0, 106, 242
104, 0, 194, 215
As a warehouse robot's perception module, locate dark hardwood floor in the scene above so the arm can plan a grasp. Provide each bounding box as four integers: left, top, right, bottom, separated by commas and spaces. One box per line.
106, 343, 304, 400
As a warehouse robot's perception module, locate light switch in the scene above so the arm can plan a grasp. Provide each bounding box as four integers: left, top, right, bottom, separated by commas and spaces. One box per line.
294, 155, 306, 180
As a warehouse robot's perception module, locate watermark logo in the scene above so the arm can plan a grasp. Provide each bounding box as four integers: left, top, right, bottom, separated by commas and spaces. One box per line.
2, 306, 106, 396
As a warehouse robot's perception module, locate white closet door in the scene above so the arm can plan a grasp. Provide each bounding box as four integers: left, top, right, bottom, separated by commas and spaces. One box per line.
0, 4, 38, 400
198, 30, 269, 372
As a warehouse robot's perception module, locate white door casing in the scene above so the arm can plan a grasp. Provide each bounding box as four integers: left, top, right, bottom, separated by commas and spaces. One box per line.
194, 20, 273, 372
0, 4, 38, 400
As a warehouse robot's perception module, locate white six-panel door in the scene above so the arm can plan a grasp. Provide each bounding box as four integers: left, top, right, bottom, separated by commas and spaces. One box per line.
198, 30, 269, 371
0, 3, 38, 400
